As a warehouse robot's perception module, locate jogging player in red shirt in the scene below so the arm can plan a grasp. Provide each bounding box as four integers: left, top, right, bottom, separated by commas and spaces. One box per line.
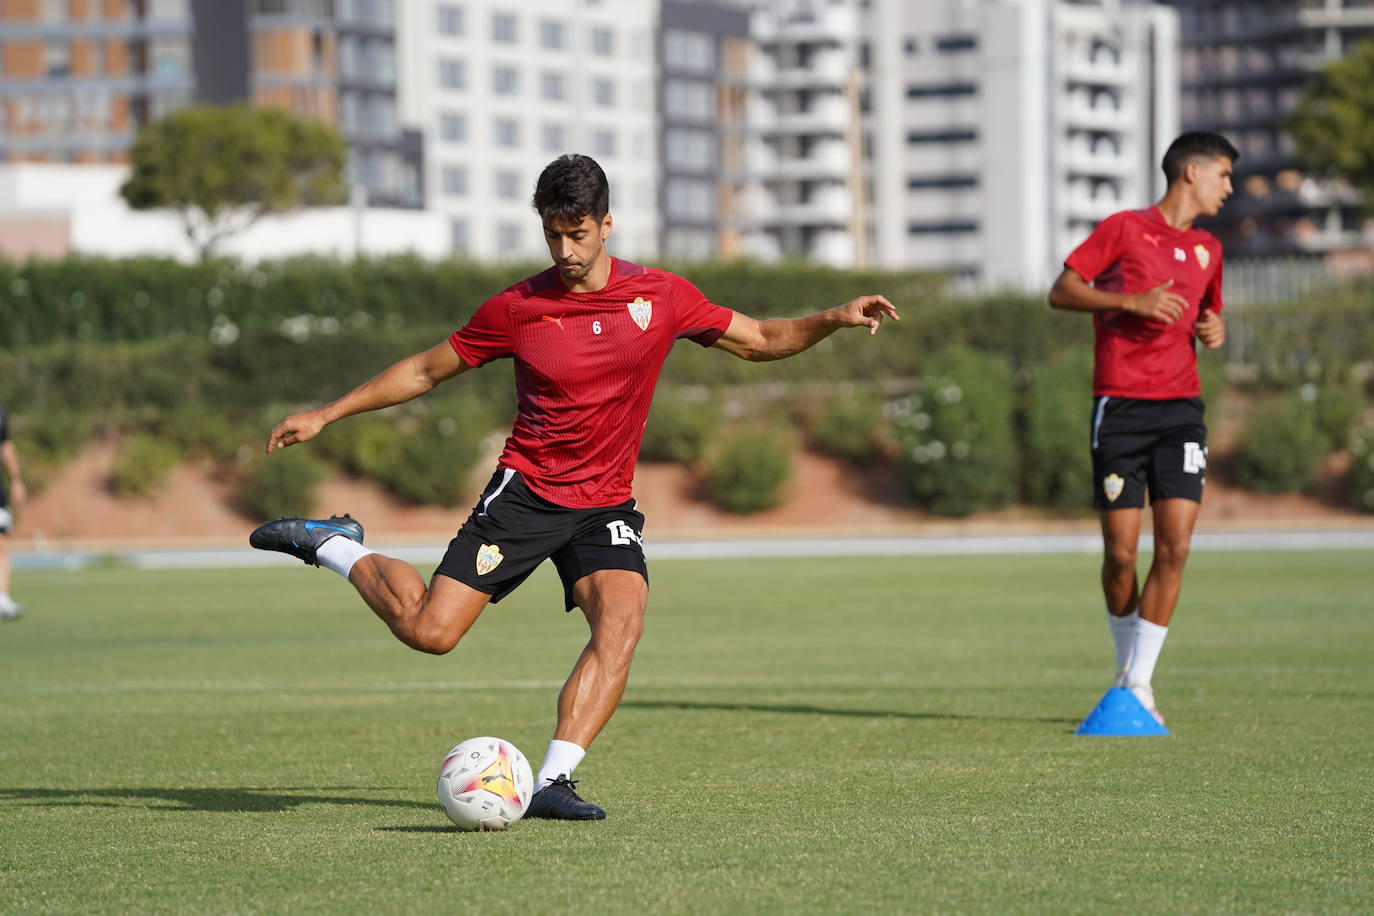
1049, 132, 1236, 724
251, 155, 899, 819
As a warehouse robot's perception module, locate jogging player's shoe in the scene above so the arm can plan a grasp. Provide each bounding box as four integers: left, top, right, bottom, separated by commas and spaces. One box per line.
249, 514, 364, 567
0, 595, 21, 620
1128, 682, 1165, 726
524, 776, 606, 821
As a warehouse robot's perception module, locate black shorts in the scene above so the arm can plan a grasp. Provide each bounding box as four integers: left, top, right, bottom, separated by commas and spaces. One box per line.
1090, 397, 1207, 510
434, 468, 648, 611
0, 484, 9, 534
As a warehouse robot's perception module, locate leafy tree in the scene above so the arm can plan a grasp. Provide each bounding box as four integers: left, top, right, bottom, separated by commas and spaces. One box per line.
1288, 39, 1374, 203
120, 105, 346, 260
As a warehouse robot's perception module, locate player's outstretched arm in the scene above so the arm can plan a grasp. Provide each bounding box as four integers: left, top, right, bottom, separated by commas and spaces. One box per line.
1049, 268, 1187, 324
265, 340, 472, 453
711, 295, 899, 362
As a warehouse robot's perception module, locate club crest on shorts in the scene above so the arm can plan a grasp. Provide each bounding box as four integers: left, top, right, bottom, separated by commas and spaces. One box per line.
1194, 244, 1210, 270
627, 296, 652, 331
475, 543, 504, 576
1102, 474, 1125, 503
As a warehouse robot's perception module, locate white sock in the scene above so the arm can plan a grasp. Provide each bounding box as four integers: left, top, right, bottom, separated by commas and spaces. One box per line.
315, 536, 376, 580
1108, 608, 1139, 676
535, 739, 586, 793
1125, 618, 1169, 687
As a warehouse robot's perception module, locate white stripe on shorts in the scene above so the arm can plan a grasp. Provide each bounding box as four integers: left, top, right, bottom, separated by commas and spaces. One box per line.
478, 468, 516, 517
1091, 396, 1109, 451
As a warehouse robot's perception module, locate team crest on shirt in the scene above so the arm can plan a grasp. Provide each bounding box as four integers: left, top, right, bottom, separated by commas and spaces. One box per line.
1194, 244, 1210, 270
627, 296, 653, 331
1102, 474, 1125, 503
475, 543, 504, 576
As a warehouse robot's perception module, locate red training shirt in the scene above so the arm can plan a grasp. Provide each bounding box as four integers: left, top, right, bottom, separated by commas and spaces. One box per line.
449, 258, 735, 508
1064, 206, 1224, 399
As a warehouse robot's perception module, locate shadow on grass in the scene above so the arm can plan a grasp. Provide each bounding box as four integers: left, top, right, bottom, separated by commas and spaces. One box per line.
0, 786, 432, 814
622, 698, 1079, 726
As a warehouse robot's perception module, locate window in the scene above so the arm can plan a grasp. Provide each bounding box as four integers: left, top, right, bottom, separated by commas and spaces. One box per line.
593, 129, 616, 158
440, 112, 466, 142
497, 223, 521, 253
438, 58, 465, 89
496, 171, 520, 200
907, 175, 978, 189
664, 29, 714, 72
542, 122, 566, 153
541, 71, 565, 101
908, 220, 978, 234
450, 219, 469, 252
666, 178, 714, 220
907, 129, 977, 143
493, 65, 518, 95
664, 80, 713, 121
665, 128, 715, 170
541, 18, 566, 49
590, 26, 614, 56
494, 117, 519, 148
493, 12, 517, 43
935, 34, 977, 53
441, 166, 467, 196
437, 4, 462, 36
593, 78, 615, 107
906, 83, 976, 99
44, 41, 72, 77
904, 38, 918, 55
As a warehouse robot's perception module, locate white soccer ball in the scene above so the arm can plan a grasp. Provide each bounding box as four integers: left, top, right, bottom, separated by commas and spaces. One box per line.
435, 736, 534, 831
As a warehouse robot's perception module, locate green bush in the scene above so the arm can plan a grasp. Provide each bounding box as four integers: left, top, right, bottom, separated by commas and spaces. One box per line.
890, 348, 1017, 517
640, 387, 722, 465
808, 387, 889, 465
1309, 383, 1367, 450
702, 423, 795, 514
237, 447, 328, 520
109, 433, 183, 498
1021, 348, 1095, 511
1232, 393, 1327, 494
1346, 421, 1374, 513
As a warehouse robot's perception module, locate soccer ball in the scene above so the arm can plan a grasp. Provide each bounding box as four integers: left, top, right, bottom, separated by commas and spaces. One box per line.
435, 736, 534, 831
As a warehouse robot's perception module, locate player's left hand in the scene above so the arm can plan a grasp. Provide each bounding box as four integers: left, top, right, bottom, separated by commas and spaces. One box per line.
1195, 308, 1225, 349
834, 295, 900, 336
9, 478, 25, 508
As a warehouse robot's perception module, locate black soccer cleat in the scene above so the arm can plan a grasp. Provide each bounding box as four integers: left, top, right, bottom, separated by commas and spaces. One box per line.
248, 514, 364, 567
524, 776, 605, 821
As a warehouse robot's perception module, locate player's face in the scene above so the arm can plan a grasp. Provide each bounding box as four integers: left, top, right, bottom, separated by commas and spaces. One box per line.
543, 213, 612, 281
1194, 156, 1234, 217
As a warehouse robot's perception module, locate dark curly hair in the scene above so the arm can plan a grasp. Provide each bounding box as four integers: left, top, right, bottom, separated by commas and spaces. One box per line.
531, 154, 610, 224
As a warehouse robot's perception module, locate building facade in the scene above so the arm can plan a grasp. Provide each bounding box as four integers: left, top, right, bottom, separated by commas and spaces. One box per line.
0, 0, 422, 208
397, 0, 661, 262
866, 0, 1178, 289
1164, 0, 1374, 259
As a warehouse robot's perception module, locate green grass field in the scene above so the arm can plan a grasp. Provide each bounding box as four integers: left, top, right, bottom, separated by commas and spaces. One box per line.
1, 551, 1371, 913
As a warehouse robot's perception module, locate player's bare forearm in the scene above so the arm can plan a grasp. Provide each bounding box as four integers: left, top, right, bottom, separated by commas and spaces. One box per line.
1049, 269, 1187, 324
266, 341, 469, 453
0, 441, 24, 504
716, 295, 898, 362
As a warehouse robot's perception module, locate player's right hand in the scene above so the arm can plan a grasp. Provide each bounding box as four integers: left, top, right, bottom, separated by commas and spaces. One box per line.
1123, 279, 1188, 324
265, 411, 326, 453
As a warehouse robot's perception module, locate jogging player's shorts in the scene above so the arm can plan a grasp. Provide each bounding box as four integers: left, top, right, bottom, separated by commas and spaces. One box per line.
1089, 396, 1207, 510
434, 468, 648, 611
0, 483, 10, 533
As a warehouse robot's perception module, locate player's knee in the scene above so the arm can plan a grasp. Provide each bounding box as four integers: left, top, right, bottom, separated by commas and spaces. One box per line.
1153, 538, 1191, 570
409, 620, 462, 655
1104, 542, 1137, 572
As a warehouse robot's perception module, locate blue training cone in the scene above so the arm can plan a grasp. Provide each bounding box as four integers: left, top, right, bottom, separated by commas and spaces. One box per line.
1075, 687, 1170, 736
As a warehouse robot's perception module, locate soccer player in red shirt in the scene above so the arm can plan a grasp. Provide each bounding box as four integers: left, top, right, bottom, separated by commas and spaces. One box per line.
251, 155, 899, 819
1049, 132, 1237, 724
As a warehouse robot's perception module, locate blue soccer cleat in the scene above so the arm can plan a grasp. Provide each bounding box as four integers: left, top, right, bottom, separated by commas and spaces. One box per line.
249, 514, 364, 567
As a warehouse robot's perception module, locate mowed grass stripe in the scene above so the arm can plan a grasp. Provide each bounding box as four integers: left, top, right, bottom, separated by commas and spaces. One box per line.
1, 553, 1371, 914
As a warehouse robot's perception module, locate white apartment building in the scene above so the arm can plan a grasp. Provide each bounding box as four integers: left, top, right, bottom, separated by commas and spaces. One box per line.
866, 0, 1178, 289
742, 0, 868, 267
397, 0, 661, 263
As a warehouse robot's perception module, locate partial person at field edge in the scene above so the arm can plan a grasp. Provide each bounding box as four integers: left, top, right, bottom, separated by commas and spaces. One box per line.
1048, 131, 1238, 724
249, 154, 900, 820
0, 406, 28, 620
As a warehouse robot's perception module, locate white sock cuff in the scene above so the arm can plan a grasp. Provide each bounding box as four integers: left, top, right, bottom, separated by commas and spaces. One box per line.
1108, 608, 1139, 629
315, 536, 376, 579
536, 739, 587, 790
1135, 618, 1168, 639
